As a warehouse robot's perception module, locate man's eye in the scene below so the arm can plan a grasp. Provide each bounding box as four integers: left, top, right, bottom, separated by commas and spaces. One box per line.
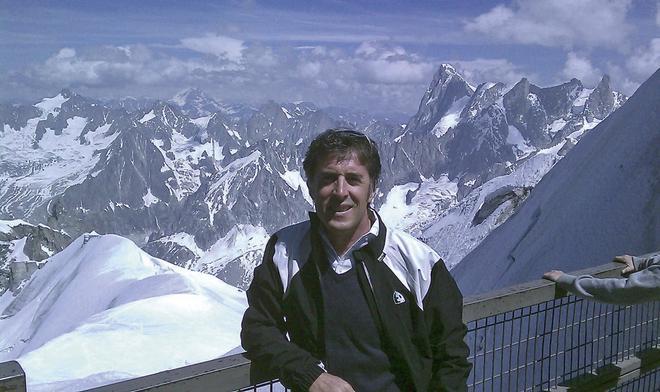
320, 175, 335, 184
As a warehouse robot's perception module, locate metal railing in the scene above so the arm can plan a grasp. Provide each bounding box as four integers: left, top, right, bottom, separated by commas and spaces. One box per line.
1, 262, 658, 391
465, 282, 659, 391
0, 360, 25, 392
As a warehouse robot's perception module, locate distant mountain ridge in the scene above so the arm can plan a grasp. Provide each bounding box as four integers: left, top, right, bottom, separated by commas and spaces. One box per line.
0, 64, 628, 289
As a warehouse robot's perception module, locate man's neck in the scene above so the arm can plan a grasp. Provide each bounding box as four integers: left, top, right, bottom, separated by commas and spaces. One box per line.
324, 214, 375, 257
328, 234, 358, 257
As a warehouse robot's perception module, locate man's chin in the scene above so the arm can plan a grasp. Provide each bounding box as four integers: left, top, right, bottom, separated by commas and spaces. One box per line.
324, 218, 355, 234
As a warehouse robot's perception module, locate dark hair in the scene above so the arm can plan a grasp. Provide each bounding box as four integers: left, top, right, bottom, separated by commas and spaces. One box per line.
303, 128, 381, 187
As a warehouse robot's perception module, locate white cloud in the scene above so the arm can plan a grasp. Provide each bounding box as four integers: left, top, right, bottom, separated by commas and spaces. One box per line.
13, 39, 468, 113
244, 45, 278, 67
451, 58, 531, 87
357, 59, 434, 84
55, 48, 76, 59
180, 34, 245, 63
465, 0, 633, 50
352, 41, 434, 84
355, 42, 378, 58
31, 45, 238, 88
657, 2, 660, 26
40, 50, 118, 85
562, 52, 602, 86
355, 42, 406, 60
626, 38, 660, 79
297, 61, 321, 79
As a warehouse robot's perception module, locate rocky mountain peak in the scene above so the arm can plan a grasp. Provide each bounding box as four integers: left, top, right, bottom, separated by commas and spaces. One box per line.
461, 82, 505, 122
152, 100, 179, 113
405, 64, 474, 134
258, 100, 288, 118
282, 101, 318, 118
532, 78, 583, 123
436, 63, 461, 81
171, 88, 206, 105
147, 101, 190, 130
169, 88, 222, 118
507, 78, 531, 97
584, 74, 616, 122
597, 74, 611, 88
59, 88, 75, 99
503, 78, 549, 147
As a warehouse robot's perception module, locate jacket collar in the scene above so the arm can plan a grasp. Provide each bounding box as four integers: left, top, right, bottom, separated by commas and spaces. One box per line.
308, 208, 387, 262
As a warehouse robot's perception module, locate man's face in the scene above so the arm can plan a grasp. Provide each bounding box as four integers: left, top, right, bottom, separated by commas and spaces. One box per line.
309, 152, 374, 242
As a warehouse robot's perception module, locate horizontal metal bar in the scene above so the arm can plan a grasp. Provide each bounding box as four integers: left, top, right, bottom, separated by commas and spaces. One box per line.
462, 262, 623, 323
546, 346, 660, 391
83, 353, 256, 392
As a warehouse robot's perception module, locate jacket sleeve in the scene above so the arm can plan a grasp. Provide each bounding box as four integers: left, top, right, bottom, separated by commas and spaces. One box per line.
424, 260, 472, 392
556, 253, 660, 304
632, 251, 660, 271
240, 235, 325, 391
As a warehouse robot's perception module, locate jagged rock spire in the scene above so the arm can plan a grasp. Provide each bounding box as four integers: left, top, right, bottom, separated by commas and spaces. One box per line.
584, 74, 615, 122
405, 64, 474, 134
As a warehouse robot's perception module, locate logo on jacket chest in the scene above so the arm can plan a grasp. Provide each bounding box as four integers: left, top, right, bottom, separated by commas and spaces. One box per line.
392, 290, 406, 305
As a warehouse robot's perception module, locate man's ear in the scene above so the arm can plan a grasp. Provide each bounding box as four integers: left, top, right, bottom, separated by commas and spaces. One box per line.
368, 183, 376, 203
307, 180, 317, 201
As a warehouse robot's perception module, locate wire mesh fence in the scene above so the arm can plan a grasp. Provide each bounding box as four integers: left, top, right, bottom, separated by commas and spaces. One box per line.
237, 380, 287, 392
466, 296, 660, 391
611, 366, 659, 392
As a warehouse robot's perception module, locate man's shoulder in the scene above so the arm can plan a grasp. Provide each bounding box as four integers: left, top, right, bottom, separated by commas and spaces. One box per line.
385, 226, 440, 265
272, 220, 311, 244
381, 225, 449, 308
268, 220, 312, 269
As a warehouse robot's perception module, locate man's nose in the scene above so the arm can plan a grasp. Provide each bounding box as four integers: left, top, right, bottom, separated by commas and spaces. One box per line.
333, 177, 348, 197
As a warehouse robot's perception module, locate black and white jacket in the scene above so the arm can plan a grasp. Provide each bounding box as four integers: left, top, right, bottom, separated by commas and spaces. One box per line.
241, 212, 471, 391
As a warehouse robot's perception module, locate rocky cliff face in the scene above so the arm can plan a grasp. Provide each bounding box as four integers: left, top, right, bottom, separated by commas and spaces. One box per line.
0, 220, 70, 293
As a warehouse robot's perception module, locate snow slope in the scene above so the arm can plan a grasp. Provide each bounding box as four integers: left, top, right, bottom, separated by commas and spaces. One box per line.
453, 68, 660, 295
420, 144, 561, 269
0, 234, 247, 391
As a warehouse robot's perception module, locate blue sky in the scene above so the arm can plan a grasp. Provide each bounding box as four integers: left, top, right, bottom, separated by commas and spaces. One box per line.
1, 0, 659, 114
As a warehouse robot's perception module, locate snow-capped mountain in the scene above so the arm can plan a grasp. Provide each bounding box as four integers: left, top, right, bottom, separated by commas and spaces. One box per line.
452, 68, 660, 295
384, 65, 625, 193
0, 65, 627, 290
170, 88, 225, 119
0, 234, 247, 392
169, 88, 258, 134
376, 65, 626, 269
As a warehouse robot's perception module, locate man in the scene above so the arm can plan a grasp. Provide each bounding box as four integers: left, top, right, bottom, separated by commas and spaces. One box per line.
543, 251, 660, 304
241, 128, 471, 391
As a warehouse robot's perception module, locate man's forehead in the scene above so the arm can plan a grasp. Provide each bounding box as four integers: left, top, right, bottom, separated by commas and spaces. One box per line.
317, 151, 367, 170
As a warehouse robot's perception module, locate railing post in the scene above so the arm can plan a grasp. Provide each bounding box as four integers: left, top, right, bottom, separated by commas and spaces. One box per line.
0, 360, 26, 392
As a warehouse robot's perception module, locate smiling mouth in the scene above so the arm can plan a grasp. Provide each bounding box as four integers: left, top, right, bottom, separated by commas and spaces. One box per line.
332, 205, 352, 213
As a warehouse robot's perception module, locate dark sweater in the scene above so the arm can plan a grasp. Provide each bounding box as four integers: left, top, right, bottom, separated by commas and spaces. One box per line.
321, 265, 402, 391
